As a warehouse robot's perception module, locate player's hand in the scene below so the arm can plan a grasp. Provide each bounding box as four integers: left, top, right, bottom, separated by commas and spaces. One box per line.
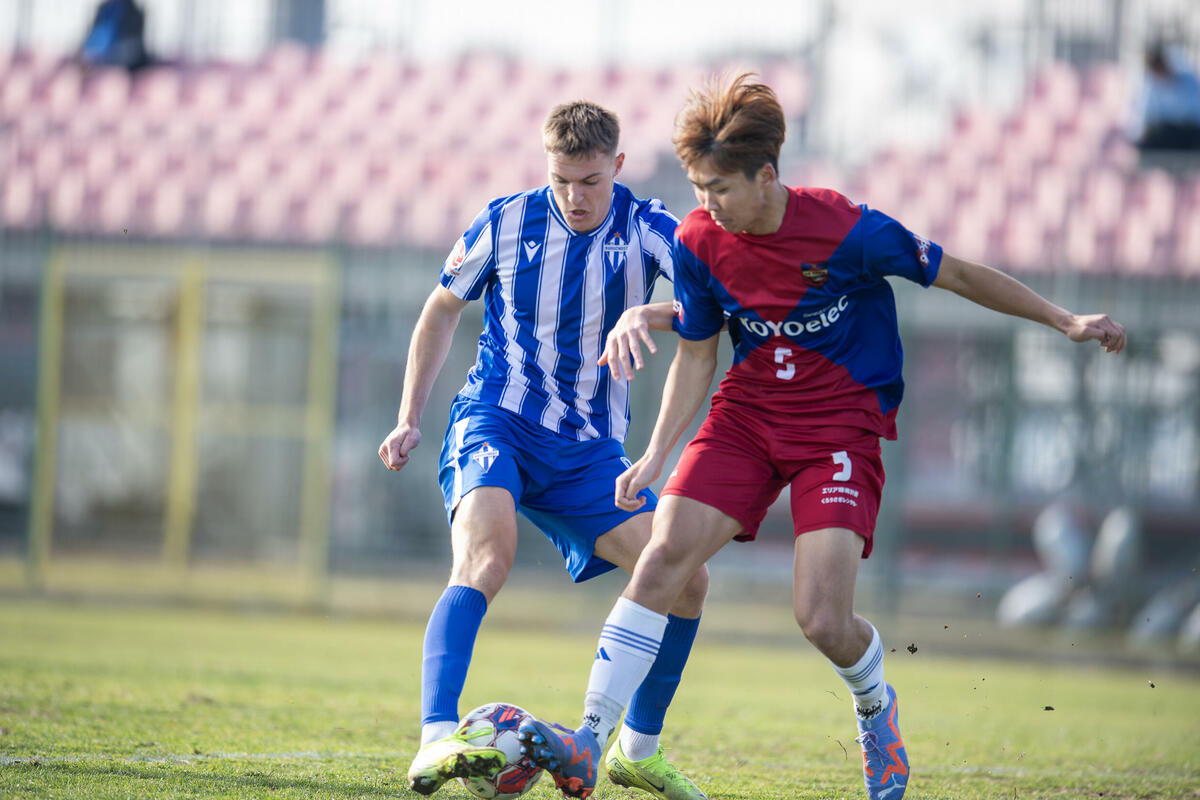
599, 306, 658, 381
379, 422, 421, 471
615, 453, 664, 511
1064, 313, 1126, 354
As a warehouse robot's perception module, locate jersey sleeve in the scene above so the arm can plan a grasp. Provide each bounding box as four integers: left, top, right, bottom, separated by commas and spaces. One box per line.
670, 237, 725, 340
439, 204, 496, 301
636, 197, 680, 283
859, 206, 942, 287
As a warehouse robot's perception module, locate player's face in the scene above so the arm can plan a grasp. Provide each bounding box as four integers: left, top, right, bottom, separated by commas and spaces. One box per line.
687, 157, 777, 235
547, 149, 625, 233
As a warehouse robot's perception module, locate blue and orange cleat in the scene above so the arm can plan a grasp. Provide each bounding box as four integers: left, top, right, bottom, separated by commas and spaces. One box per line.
517, 717, 600, 798
854, 684, 908, 800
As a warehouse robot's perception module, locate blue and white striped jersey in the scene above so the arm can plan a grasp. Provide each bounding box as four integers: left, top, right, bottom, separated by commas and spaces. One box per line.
439, 182, 677, 442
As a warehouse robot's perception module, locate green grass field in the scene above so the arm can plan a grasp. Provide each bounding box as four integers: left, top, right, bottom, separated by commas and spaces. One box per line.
1, 587, 1198, 800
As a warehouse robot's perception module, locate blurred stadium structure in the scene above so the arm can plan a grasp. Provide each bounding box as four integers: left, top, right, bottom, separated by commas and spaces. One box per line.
1, 1, 1198, 648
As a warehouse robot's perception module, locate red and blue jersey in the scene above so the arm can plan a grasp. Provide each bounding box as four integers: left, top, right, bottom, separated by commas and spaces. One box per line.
671, 186, 942, 440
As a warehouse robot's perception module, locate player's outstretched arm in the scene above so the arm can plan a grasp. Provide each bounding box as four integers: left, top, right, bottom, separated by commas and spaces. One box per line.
932, 253, 1126, 353
378, 286, 468, 471
599, 301, 675, 381
615, 334, 720, 510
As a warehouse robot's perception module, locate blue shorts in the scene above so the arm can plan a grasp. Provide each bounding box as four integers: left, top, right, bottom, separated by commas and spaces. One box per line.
438, 396, 656, 582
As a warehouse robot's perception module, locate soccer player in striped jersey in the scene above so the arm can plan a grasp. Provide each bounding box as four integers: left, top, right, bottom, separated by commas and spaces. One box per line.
517, 75, 1126, 800
379, 101, 709, 799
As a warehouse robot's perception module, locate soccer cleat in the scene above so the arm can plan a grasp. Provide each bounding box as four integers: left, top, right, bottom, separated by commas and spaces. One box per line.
604, 740, 708, 800
517, 716, 600, 798
406, 724, 506, 796
854, 684, 909, 800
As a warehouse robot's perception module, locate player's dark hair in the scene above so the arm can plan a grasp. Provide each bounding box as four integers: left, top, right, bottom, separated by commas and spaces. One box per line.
673, 72, 786, 178
543, 101, 621, 157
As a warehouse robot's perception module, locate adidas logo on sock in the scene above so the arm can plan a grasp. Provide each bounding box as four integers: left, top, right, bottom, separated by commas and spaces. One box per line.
595, 647, 612, 661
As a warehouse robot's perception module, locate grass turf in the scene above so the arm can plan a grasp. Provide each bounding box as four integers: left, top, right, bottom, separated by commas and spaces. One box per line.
1, 594, 1197, 799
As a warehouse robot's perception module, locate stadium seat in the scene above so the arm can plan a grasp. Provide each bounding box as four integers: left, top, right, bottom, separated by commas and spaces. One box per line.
1172, 209, 1200, 276
1, 168, 41, 230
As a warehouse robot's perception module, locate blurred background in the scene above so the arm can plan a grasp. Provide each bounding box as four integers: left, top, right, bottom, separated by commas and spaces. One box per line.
1, 0, 1198, 664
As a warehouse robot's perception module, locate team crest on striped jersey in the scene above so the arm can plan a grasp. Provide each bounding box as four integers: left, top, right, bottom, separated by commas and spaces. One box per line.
603, 229, 629, 273
471, 442, 499, 472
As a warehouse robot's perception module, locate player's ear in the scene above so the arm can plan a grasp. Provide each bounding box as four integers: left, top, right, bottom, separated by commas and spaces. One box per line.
757, 161, 777, 187
613, 152, 625, 177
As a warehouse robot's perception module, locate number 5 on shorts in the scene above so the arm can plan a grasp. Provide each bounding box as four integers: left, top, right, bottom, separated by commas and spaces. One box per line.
832, 450, 852, 481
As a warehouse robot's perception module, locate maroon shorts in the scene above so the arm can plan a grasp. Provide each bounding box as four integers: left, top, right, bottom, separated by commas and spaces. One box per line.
661, 401, 886, 557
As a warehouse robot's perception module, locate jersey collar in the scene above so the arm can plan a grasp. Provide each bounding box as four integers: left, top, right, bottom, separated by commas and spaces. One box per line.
544, 186, 616, 238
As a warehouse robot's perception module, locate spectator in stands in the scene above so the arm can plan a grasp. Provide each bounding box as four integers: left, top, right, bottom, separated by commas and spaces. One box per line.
78, 0, 151, 73
1131, 41, 1200, 153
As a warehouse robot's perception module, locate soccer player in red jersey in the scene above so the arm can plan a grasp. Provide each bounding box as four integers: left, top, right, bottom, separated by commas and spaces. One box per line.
518, 74, 1126, 800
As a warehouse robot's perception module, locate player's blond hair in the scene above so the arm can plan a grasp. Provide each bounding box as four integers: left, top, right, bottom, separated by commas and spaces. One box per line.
542, 101, 620, 158
673, 72, 786, 177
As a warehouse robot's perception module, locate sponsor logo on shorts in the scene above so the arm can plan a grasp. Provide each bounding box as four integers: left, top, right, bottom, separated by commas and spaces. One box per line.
821, 485, 860, 507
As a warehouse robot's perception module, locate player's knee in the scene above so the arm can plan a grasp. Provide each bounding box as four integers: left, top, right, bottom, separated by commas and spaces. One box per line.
674, 564, 709, 614
448, 550, 513, 600
794, 607, 845, 653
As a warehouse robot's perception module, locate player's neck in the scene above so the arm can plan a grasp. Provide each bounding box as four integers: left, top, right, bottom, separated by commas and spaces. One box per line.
743, 183, 790, 236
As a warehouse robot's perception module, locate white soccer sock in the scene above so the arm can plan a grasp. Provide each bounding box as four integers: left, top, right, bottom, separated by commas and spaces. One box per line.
420, 719, 459, 746
618, 726, 660, 762
582, 597, 668, 746
832, 624, 890, 722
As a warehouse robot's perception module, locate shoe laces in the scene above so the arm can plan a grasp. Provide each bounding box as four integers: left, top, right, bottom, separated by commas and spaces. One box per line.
855, 730, 881, 758
451, 725, 495, 745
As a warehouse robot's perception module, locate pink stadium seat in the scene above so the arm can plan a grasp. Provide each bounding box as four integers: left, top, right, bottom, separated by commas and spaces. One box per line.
1081, 63, 1128, 120
951, 107, 1004, 158
347, 193, 403, 248
943, 206, 992, 260
1030, 167, 1073, 229
0, 68, 35, 117
1127, 169, 1177, 236
1027, 62, 1082, 121
297, 193, 342, 244
1000, 206, 1049, 272
1172, 210, 1200, 276
201, 179, 245, 239
247, 183, 294, 242
79, 141, 119, 189
131, 67, 183, 119
2, 168, 42, 229
1113, 213, 1161, 275
93, 177, 141, 236
146, 181, 192, 238
1078, 168, 1125, 231
261, 41, 312, 78
80, 67, 132, 119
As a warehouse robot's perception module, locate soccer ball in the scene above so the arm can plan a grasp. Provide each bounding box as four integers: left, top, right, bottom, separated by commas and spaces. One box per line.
456, 702, 543, 799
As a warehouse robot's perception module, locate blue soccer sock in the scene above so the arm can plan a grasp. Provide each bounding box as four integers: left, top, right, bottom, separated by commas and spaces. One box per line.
620, 613, 700, 760
420, 584, 488, 744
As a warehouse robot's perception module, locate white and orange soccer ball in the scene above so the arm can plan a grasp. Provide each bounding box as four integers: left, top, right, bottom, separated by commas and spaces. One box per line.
456, 703, 544, 799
